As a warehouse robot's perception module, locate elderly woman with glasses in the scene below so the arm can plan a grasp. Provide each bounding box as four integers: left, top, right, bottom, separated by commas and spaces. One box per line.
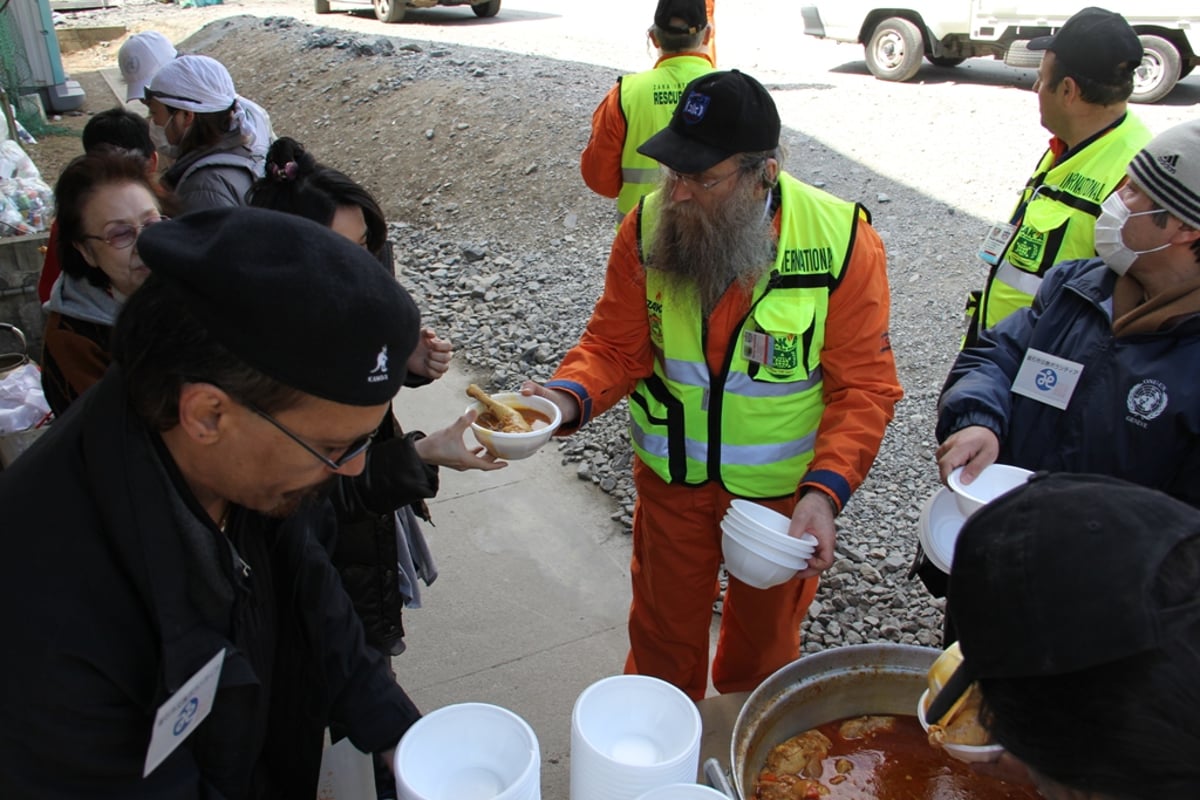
41, 147, 176, 416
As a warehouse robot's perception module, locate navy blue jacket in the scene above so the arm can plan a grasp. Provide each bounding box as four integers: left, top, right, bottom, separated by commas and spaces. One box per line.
938, 258, 1200, 507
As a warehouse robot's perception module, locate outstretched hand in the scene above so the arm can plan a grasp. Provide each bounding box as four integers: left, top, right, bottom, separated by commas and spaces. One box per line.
935, 425, 1000, 485
519, 380, 580, 427
407, 327, 453, 382
415, 409, 507, 472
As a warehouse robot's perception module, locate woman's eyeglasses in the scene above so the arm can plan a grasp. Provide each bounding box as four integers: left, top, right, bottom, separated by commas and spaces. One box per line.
83, 216, 168, 250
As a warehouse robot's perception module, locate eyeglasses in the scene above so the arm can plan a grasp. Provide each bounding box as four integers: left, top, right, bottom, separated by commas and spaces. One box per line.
248, 405, 376, 470
83, 216, 168, 250
664, 167, 743, 192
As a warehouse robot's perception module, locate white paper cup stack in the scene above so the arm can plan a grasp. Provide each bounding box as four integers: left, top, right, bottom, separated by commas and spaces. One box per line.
570, 675, 702, 800
394, 702, 541, 800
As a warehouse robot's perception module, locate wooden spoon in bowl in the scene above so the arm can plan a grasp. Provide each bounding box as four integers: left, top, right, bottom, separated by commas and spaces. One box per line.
466, 384, 533, 433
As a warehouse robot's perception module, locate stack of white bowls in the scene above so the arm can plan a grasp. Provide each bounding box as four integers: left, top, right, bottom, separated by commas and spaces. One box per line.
720, 499, 817, 589
570, 675, 702, 800
393, 702, 541, 800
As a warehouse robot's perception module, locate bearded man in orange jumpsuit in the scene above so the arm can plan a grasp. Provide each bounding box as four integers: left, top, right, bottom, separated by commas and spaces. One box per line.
525, 70, 901, 700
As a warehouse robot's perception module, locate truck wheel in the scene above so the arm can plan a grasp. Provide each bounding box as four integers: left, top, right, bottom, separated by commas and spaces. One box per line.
373, 0, 405, 22
1132, 35, 1181, 104
472, 0, 500, 17
865, 17, 924, 82
314, 0, 331, 12
926, 55, 964, 67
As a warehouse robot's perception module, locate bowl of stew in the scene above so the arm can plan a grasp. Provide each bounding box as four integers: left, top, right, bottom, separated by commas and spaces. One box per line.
466, 391, 562, 460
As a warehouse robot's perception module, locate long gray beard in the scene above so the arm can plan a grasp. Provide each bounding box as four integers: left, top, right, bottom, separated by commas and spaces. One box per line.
650, 178, 776, 317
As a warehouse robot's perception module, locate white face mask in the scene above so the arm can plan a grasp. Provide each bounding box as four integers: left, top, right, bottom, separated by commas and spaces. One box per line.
1094, 192, 1171, 275
148, 121, 179, 160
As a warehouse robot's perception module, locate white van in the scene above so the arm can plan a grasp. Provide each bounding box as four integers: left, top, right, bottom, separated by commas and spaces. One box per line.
800, 2, 1199, 102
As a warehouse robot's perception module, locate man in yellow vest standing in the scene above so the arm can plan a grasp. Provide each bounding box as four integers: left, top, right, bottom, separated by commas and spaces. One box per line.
963, 7, 1151, 347
527, 71, 902, 700
581, 0, 714, 220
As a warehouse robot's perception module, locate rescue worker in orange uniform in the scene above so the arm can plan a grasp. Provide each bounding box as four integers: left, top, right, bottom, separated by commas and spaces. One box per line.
526, 71, 902, 700
581, 0, 714, 219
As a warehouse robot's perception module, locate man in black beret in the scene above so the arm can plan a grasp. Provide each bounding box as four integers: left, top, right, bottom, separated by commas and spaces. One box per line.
0, 208, 424, 797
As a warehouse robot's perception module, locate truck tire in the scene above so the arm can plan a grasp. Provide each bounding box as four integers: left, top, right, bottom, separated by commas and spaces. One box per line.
926, 55, 964, 67
1004, 40, 1044, 70
865, 17, 924, 82
314, 0, 331, 12
1132, 35, 1181, 104
373, 0, 405, 23
472, 0, 501, 17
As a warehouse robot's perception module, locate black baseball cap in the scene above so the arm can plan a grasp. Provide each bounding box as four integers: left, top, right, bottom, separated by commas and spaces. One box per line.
1027, 7, 1142, 83
637, 70, 780, 174
926, 472, 1200, 726
654, 0, 707, 35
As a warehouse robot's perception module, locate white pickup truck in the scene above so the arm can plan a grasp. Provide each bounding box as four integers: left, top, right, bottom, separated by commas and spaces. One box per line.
801, 2, 1199, 102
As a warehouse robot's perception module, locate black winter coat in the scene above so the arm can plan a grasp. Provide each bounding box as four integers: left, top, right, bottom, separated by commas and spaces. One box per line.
0, 368, 421, 799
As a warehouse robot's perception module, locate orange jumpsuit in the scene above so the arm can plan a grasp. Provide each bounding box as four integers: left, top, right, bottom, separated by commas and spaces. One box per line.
546, 186, 902, 699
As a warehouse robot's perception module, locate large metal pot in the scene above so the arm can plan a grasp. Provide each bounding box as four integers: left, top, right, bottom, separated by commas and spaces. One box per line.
727, 643, 939, 799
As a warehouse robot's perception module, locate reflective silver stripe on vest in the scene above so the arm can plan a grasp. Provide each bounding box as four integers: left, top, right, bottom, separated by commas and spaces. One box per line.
725, 367, 823, 398
632, 425, 708, 462
995, 260, 1045, 298
622, 167, 660, 184
663, 357, 710, 388
632, 427, 817, 466
663, 358, 823, 398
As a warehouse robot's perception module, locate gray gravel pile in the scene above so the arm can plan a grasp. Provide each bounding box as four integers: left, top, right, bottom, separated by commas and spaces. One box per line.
389, 197, 958, 655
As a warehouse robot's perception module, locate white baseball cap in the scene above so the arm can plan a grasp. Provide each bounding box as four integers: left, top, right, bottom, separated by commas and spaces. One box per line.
118, 31, 177, 102
147, 55, 238, 114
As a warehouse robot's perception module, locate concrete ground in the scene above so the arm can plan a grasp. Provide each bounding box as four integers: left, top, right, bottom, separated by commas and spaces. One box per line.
388, 364, 642, 800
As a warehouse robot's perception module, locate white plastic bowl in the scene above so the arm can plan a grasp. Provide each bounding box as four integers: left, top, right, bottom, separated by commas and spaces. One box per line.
467, 392, 562, 461
394, 702, 541, 800
721, 528, 804, 589
722, 514, 815, 558
726, 500, 818, 551
946, 464, 1034, 518
917, 688, 1004, 764
571, 675, 702, 800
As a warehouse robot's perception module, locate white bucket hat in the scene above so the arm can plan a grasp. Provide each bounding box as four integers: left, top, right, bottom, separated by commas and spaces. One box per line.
117, 31, 177, 102
147, 54, 237, 114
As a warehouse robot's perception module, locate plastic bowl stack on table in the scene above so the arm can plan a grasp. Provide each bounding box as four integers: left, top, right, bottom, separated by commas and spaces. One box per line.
719, 499, 816, 589
570, 675, 703, 800
466, 391, 562, 461
393, 702, 541, 800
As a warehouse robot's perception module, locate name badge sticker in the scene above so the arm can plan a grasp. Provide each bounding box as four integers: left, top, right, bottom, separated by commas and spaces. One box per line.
1011, 348, 1084, 410
143, 649, 226, 777
742, 330, 774, 366
978, 222, 1016, 266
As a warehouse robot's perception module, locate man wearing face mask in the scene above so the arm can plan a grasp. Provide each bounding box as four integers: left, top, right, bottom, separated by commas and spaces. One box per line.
961, 7, 1151, 348
936, 119, 1200, 511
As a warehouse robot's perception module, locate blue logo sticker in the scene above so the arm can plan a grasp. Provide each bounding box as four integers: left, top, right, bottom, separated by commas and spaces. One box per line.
173, 697, 199, 737
681, 92, 710, 124
1035, 368, 1057, 391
